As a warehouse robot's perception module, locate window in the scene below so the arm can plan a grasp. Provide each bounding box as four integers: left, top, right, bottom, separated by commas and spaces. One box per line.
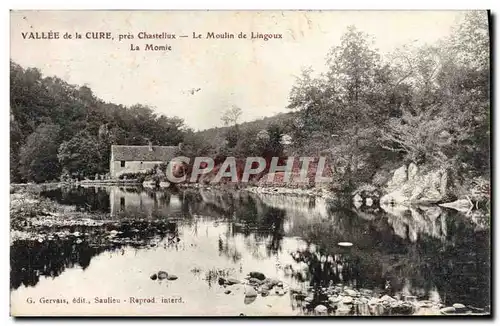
120, 197, 125, 210
120, 161, 125, 167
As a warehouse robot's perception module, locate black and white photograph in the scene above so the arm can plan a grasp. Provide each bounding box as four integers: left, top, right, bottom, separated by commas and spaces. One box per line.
9, 10, 491, 317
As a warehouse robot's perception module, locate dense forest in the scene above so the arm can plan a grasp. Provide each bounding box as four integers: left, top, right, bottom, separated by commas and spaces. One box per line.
10, 12, 490, 193
10, 63, 187, 182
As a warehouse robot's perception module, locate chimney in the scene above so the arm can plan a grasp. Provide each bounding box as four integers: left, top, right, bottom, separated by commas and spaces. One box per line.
148, 140, 153, 151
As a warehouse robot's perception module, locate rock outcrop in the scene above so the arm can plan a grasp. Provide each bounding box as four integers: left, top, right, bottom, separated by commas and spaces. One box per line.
380, 163, 448, 205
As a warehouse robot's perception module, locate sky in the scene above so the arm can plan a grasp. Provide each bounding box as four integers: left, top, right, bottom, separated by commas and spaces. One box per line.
10, 10, 472, 131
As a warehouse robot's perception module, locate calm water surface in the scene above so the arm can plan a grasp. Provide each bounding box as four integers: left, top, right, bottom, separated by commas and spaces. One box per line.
10, 186, 490, 316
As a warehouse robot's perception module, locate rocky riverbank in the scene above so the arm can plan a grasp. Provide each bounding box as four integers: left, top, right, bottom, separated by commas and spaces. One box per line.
353, 163, 490, 212
245, 186, 335, 199
175, 182, 338, 200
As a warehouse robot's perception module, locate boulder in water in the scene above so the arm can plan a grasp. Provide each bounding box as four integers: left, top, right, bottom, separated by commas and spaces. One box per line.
314, 304, 328, 315
266, 278, 280, 287
342, 296, 353, 304
452, 303, 466, 312
344, 289, 358, 297
249, 277, 263, 285
226, 278, 240, 285
150, 273, 157, 280
249, 271, 266, 280
245, 287, 258, 298
167, 274, 178, 280
380, 295, 396, 303
157, 271, 168, 280
391, 302, 414, 315
329, 296, 341, 304
440, 306, 456, 314
244, 296, 256, 305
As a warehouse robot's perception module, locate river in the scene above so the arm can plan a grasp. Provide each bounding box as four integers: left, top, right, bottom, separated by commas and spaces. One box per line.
10, 185, 490, 316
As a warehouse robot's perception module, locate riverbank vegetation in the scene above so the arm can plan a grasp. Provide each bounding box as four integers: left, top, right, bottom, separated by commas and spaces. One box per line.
11, 12, 489, 203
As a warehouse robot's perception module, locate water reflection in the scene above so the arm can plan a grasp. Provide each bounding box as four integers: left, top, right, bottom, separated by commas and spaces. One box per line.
10, 219, 180, 290
12, 186, 490, 313
10, 239, 109, 289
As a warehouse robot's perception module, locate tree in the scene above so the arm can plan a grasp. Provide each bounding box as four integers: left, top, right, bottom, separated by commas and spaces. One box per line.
288, 26, 389, 187
380, 107, 454, 165
179, 129, 214, 158
221, 105, 242, 126
380, 11, 490, 177
58, 131, 101, 177
18, 124, 61, 183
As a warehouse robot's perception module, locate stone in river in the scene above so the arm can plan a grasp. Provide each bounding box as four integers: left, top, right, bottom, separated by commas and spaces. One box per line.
224, 290, 231, 295
265, 278, 280, 288
342, 296, 354, 304
218, 277, 226, 286
157, 271, 168, 280
249, 277, 262, 285
249, 271, 266, 280
336, 304, 353, 316
167, 274, 178, 280
329, 296, 341, 304
245, 287, 258, 298
150, 273, 157, 280
380, 295, 396, 302
391, 303, 414, 315
244, 296, 257, 305
226, 278, 240, 285
314, 304, 328, 315
344, 289, 358, 297
453, 303, 466, 310
440, 306, 456, 314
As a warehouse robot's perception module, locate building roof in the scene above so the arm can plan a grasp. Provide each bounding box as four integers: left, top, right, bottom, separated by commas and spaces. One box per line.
111, 145, 179, 162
